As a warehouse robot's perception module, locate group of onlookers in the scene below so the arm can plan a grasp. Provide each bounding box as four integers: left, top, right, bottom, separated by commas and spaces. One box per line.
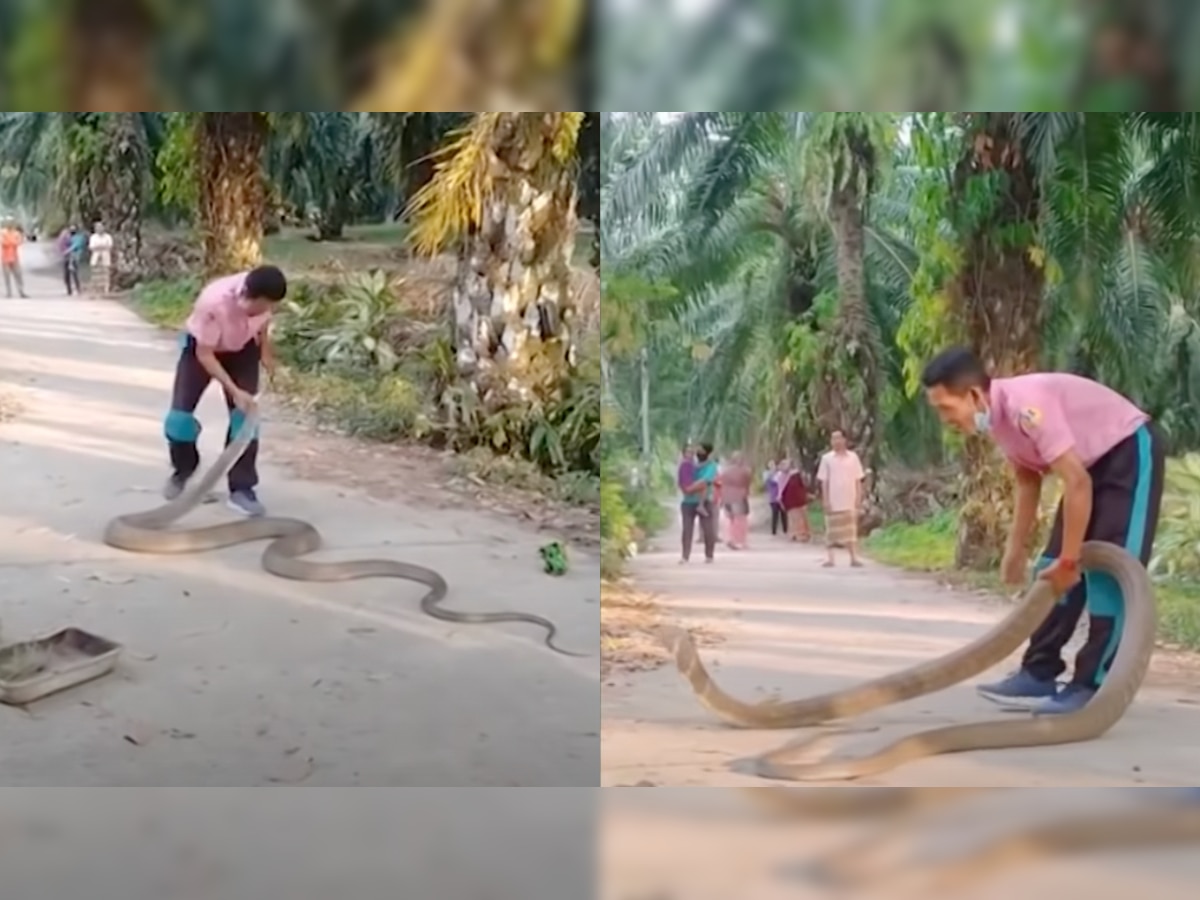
0, 217, 116, 298
679, 430, 867, 567
57, 221, 115, 297
763, 458, 813, 541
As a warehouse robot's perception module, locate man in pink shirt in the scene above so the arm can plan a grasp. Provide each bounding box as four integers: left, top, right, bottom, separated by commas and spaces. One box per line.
163, 265, 287, 516
921, 347, 1164, 716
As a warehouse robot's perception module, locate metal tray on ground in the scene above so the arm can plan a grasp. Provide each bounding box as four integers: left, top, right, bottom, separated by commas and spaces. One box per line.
0, 627, 122, 706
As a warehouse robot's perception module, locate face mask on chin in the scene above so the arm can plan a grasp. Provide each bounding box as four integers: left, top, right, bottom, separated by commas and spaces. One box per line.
972, 389, 991, 435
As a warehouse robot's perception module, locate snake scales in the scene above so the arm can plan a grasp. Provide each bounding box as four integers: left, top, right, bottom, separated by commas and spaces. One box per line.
103, 411, 584, 656
660, 540, 1155, 779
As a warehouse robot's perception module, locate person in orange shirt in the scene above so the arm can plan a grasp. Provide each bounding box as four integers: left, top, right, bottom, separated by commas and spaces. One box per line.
1, 219, 27, 298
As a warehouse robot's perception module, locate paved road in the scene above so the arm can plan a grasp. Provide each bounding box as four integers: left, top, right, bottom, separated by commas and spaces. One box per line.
0, 246, 599, 786
602, 516, 1200, 786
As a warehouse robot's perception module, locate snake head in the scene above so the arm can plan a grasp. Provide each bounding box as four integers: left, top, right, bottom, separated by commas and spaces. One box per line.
652, 624, 690, 653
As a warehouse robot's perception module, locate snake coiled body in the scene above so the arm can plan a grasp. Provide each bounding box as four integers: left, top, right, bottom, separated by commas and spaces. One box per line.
657, 578, 1060, 729
661, 542, 1154, 779
103, 412, 583, 656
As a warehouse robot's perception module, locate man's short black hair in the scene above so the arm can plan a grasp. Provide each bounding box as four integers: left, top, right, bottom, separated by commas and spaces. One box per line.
244, 265, 287, 301
920, 346, 990, 392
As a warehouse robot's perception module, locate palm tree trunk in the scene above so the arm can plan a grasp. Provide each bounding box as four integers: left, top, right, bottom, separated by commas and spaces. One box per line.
825, 181, 882, 509
198, 113, 268, 276
450, 115, 578, 394
95, 113, 146, 288
952, 113, 1045, 569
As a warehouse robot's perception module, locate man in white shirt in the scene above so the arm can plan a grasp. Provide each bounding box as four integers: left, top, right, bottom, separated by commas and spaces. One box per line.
88, 222, 115, 296
816, 429, 865, 567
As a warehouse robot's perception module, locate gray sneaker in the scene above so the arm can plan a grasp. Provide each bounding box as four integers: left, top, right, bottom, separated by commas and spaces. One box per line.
162, 473, 189, 500
227, 489, 266, 518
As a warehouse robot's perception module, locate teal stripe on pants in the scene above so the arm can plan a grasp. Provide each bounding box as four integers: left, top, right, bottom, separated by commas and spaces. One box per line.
1089, 425, 1153, 683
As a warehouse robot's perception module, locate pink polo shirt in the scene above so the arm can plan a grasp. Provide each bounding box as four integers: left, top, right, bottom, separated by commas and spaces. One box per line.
989, 373, 1148, 473
184, 272, 273, 352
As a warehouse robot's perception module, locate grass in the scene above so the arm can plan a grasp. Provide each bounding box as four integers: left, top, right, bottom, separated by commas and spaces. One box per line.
866, 511, 1200, 650
865, 509, 957, 571
127, 276, 199, 329
263, 222, 409, 273
263, 221, 593, 274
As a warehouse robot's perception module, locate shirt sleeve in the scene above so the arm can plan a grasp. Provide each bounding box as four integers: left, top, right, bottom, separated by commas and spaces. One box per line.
816, 455, 829, 483
1009, 392, 1076, 466
852, 453, 864, 480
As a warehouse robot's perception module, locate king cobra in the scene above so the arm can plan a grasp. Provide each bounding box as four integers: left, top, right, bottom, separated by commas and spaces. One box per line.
103, 411, 584, 656
659, 541, 1154, 779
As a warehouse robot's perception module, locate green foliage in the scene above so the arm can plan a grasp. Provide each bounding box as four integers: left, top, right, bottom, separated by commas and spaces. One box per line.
868, 506, 1200, 650
600, 475, 636, 548
277, 368, 425, 441
128, 277, 201, 328
272, 268, 599, 480
896, 114, 965, 395
270, 112, 389, 233
864, 511, 958, 571
276, 270, 400, 372
598, 448, 670, 579
156, 113, 199, 216
600, 272, 678, 359
1152, 454, 1200, 579
437, 367, 599, 477
1159, 581, 1200, 650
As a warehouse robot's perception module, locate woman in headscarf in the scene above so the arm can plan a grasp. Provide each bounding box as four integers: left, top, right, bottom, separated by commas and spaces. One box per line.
779, 459, 812, 543
720, 451, 753, 549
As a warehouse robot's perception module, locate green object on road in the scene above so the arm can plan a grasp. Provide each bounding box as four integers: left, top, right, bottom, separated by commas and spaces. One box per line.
540, 541, 568, 576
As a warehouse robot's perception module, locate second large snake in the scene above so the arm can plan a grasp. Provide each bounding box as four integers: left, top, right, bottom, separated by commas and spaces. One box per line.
103, 411, 584, 656
660, 541, 1155, 778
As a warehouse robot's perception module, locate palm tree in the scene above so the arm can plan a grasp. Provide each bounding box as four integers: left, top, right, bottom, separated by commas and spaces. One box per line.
369, 113, 471, 214
196, 113, 270, 276
602, 113, 910, 478
271, 112, 385, 240
407, 113, 585, 393
0, 112, 161, 285
934, 112, 1055, 568
92, 113, 153, 287
800, 114, 895, 487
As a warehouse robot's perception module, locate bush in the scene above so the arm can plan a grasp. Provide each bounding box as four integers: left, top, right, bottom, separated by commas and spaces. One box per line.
1152, 454, 1200, 578
866, 507, 1200, 650
275, 368, 425, 441
128, 277, 200, 329
599, 448, 673, 578
865, 510, 957, 571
